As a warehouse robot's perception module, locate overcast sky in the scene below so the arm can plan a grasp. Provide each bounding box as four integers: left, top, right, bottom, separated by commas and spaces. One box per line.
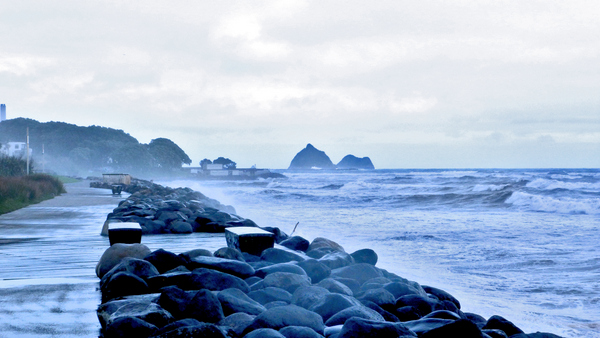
1, 1, 599, 168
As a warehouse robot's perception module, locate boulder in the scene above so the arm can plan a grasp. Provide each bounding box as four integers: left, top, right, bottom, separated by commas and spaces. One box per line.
510, 333, 563, 338
100, 257, 160, 288
396, 294, 440, 316
248, 287, 293, 305
287, 144, 336, 170
214, 247, 246, 262
152, 323, 227, 338
383, 281, 425, 299
218, 313, 255, 337
423, 310, 462, 321
102, 271, 150, 301
244, 328, 286, 338
256, 262, 307, 278
279, 236, 310, 252
358, 288, 396, 309
330, 263, 384, 286
153, 318, 202, 336
296, 259, 331, 284
243, 304, 325, 336
264, 301, 289, 309
482, 315, 524, 337
185, 268, 250, 293
96, 243, 152, 278
144, 249, 187, 274
279, 326, 325, 338
337, 317, 416, 338
157, 286, 194, 319
185, 289, 225, 323
217, 288, 267, 316
263, 272, 312, 294
261, 248, 307, 264
307, 237, 345, 253
180, 248, 213, 260
146, 271, 192, 292
331, 277, 361, 295
325, 305, 385, 326
104, 316, 157, 338
316, 278, 353, 297
104, 300, 174, 329
361, 300, 400, 323
350, 248, 378, 266
422, 285, 461, 310
187, 256, 255, 278
292, 286, 330, 309
403, 318, 454, 335
318, 251, 355, 269
308, 293, 363, 322
167, 220, 193, 234
395, 306, 422, 321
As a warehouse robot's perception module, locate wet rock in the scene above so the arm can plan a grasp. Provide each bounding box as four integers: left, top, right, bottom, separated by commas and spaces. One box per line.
296, 259, 331, 284
482, 315, 524, 337
305, 247, 337, 259
292, 286, 330, 309
245, 276, 262, 285
316, 278, 353, 296
350, 248, 378, 266
248, 287, 293, 305
100, 257, 160, 288
383, 282, 426, 298
186, 268, 250, 293
325, 305, 385, 326
102, 271, 150, 301
152, 323, 227, 338
318, 251, 355, 269
144, 249, 187, 274
96, 243, 152, 278
105, 300, 174, 329
147, 271, 192, 292
260, 226, 289, 244
395, 306, 422, 322
261, 248, 307, 264
510, 333, 563, 338
180, 248, 213, 260
358, 288, 396, 309
217, 287, 267, 316
308, 293, 363, 322
307, 237, 345, 254
360, 300, 400, 322
185, 289, 225, 323
245, 328, 286, 338
483, 329, 509, 338
187, 256, 255, 278
157, 286, 194, 319
337, 317, 416, 338
264, 301, 289, 309
331, 277, 361, 295
214, 247, 246, 262
403, 318, 454, 335
279, 326, 325, 338
423, 310, 462, 320
263, 272, 312, 293
104, 316, 157, 338
243, 304, 325, 336
153, 318, 202, 336
330, 263, 384, 286
256, 262, 307, 278
464, 312, 487, 328
420, 319, 484, 338
279, 236, 310, 252
422, 285, 461, 310
218, 312, 256, 337
396, 294, 440, 316
166, 220, 193, 234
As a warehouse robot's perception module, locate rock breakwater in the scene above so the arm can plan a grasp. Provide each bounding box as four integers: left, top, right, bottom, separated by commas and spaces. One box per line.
95, 181, 563, 338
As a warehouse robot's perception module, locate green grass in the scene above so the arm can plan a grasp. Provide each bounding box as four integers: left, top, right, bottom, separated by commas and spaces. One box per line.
0, 174, 66, 215
56, 176, 80, 184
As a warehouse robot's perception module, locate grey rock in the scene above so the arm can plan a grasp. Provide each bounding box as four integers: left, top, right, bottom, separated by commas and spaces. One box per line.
263, 272, 311, 294
217, 288, 267, 316
248, 287, 293, 305
308, 293, 363, 322
243, 304, 325, 336
350, 248, 378, 265
330, 263, 384, 286
96, 243, 152, 278
292, 286, 330, 309
187, 256, 255, 278
325, 305, 385, 326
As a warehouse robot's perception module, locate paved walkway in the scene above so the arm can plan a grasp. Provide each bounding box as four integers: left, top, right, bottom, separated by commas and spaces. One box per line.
0, 181, 226, 337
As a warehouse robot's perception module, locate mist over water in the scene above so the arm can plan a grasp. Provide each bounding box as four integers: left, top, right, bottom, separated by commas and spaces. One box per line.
162, 169, 600, 338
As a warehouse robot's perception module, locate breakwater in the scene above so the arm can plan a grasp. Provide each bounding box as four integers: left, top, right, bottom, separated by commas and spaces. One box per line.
95, 180, 563, 338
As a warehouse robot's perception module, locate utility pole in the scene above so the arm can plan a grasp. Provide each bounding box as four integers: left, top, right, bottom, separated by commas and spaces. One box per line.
42, 144, 45, 173
26, 127, 30, 175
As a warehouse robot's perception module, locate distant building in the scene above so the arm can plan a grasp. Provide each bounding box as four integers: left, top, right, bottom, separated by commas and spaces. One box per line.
0, 104, 5, 122
0, 142, 32, 158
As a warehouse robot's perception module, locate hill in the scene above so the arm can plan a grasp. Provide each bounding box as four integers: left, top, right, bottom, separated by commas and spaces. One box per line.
0, 118, 191, 177
288, 144, 336, 169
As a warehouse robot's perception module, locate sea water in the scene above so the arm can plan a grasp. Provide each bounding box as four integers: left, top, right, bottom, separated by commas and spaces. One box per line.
163, 169, 600, 338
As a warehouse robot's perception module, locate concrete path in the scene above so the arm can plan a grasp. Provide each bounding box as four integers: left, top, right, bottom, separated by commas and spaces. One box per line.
0, 181, 226, 337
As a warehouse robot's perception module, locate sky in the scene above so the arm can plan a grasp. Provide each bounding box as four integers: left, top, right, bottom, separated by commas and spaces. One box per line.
1, 1, 599, 169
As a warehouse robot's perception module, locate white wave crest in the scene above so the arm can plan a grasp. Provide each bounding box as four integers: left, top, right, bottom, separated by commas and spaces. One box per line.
506, 191, 600, 215
526, 178, 600, 192
472, 184, 507, 192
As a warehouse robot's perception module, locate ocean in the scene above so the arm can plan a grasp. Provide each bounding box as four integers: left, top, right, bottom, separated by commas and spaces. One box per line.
162, 168, 600, 338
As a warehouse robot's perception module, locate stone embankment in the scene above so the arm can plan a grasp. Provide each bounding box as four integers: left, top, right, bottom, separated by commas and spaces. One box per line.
94, 181, 563, 338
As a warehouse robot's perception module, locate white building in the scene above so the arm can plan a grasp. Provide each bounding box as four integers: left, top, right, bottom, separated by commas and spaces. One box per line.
0, 142, 32, 158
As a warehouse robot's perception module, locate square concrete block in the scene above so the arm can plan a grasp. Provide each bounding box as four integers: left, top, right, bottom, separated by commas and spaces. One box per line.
108, 222, 142, 246
225, 226, 274, 256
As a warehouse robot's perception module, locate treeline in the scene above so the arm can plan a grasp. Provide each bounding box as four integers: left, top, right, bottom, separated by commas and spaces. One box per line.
0, 118, 191, 177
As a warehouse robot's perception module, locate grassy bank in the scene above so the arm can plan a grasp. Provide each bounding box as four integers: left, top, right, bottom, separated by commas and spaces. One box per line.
0, 174, 66, 215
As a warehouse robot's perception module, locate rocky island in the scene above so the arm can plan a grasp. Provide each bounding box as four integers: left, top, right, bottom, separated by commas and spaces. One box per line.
288, 144, 375, 170
95, 180, 563, 338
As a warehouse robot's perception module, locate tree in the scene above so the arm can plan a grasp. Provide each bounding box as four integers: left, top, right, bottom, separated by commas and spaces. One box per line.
147, 138, 192, 171
213, 157, 236, 169
111, 144, 153, 172
200, 158, 212, 168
